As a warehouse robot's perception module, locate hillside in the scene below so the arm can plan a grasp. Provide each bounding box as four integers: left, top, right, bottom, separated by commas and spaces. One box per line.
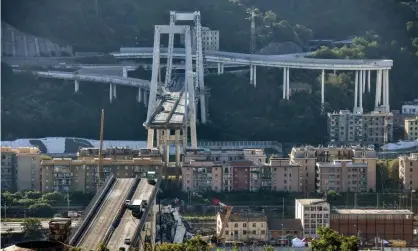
1, 0, 418, 143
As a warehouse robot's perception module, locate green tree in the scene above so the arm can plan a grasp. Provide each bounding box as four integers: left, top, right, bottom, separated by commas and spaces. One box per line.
311, 227, 359, 251
263, 246, 275, 251
22, 218, 44, 240
25, 191, 42, 200
28, 203, 53, 217
42, 191, 65, 204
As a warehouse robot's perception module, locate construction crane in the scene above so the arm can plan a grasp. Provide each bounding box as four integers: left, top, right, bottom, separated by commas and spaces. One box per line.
200, 199, 233, 245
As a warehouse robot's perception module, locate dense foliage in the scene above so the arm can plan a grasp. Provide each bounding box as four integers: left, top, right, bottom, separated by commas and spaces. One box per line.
22, 218, 44, 241
1, 0, 417, 142
311, 227, 359, 251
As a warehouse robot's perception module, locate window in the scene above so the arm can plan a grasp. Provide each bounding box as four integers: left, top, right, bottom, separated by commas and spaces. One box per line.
243, 223, 247, 227
252, 223, 256, 227
261, 230, 266, 234
243, 230, 247, 235
234, 223, 238, 228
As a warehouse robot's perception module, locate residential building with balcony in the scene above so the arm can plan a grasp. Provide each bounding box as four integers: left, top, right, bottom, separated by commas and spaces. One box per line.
269, 158, 300, 192
216, 211, 268, 242
404, 116, 418, 141
1, 147, 42, 191
316, 161, 368, 193
402, 99, 418, 115
327, 110, 393, 146
180, 26, 220, 51
398, 153, 418, 190
290, 145, 377, 193
1, 147, 18, 191
15, 147, 42, 191
295, 199, 330, 238
77, 147, 143, 160
330, 209, 414, 244
181, 148, 267, 192
41, 149, 163, 192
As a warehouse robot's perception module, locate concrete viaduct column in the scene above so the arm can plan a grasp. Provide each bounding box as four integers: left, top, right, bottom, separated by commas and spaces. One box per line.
113, 84, 117, 98
122, 67, 128, 78
217, 63, 224, 75
144, 91, 148, 107
34, 38, 40, 56
109, 84, 113, 103
375, 69, 382, 108
147, 129, 154, 149
74, 80, 79, 92
175, 129, 181, 167
321, 69, 325, 113
282, 67, 290, 100
354, 71, 358, 111
137, 88, 143, 103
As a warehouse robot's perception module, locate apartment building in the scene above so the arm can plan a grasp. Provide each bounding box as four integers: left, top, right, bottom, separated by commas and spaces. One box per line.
404, 117, 418, 141
41, 148, 163, 192
295, 199, 330, 238
216, 211, 268, 242
1, 147, 42, 191
16, 147, 42, 191
330, 209, 414, 244
316, 161, 368, 193
290, 145, 377, 193
402, 99, 418, 115
1, 147, 18, 191
180, 26, 220, 51
77, 147, 142, 160
181, 148, 267, 192
328, 110, 393, 145
270, 158, 300, 192
398, 153, 418, 190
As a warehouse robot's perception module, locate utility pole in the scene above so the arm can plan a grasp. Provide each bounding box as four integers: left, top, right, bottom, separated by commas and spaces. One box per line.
98, 109, 105, 190
354, 193, 357, 209
376, 193, 379, 208
282, 197, 284, 219
4, 202, 6, 221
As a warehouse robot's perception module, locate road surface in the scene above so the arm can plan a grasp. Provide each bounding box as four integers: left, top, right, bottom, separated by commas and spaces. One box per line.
78, 178, 134, 250
107, 179, 155, 251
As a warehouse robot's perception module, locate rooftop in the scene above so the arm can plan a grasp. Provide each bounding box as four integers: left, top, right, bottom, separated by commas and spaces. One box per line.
267, 218, 303, 231
219, 211, 267, 222
333, 209, 414, 215
296, 199, 328, 206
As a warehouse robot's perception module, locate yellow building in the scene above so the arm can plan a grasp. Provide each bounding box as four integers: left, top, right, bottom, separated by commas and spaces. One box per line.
216, 211, 268, 242
1, 147, 41, 191
404, 117, 418, 141
41, 148, 163, 193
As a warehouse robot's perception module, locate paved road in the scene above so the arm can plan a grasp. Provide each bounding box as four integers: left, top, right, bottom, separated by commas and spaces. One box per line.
0, 221, 80, 234
78, 178, 135, 250
107, 179, 155, 251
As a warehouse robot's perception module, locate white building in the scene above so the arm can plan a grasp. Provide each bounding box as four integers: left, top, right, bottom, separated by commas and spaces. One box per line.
402, 105, 418, 115
180, 26, 220, 51
295, 199, 330, 238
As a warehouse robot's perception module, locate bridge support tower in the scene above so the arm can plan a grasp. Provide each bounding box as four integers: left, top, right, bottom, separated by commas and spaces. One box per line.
144, 24, 197, 170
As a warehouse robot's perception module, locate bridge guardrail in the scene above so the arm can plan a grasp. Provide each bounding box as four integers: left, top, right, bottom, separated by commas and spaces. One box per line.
69, 174, 116, 246
102, 176, 140, 246
129, 178, 161, 251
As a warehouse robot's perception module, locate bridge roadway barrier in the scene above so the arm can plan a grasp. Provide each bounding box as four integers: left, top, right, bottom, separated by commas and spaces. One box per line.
69, 174, 116, 246
129, 178, 161, 251
102, 175, 140, 246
